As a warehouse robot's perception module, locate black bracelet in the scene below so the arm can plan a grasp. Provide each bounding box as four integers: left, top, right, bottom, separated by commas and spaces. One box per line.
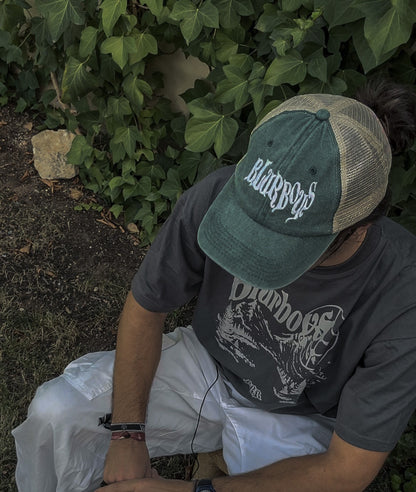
98, 413, 146, 433
105, 422, 146, 433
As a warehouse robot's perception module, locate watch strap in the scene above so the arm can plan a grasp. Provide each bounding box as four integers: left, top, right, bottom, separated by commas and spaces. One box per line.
194, 479, 216, 492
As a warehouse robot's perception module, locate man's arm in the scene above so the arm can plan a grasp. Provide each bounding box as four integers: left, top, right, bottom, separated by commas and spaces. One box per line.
211, 432, 388, 492
103, 291, 167, 484
98, 431, 388, 492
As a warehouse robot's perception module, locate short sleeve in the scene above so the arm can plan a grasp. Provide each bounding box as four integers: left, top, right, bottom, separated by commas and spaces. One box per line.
335, 317, 416, 452
131, 166, 234, 312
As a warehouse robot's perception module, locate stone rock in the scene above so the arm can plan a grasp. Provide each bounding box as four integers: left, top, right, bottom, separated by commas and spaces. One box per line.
31, 130, 78, 179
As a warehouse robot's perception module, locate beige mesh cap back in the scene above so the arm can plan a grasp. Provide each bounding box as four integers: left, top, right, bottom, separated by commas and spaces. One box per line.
256, 94, 392, 233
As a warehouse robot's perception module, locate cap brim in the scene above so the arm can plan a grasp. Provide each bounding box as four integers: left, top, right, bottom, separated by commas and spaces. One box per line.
197, 177, 337, 290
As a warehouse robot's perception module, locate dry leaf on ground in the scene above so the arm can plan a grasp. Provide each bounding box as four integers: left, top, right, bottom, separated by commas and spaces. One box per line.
19, 243, 31, 254
127, 223, 139, 234
69, 188, 83, 200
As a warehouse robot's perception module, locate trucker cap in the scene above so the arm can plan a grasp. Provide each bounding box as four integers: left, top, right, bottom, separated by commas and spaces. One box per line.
197, 93, 392, 289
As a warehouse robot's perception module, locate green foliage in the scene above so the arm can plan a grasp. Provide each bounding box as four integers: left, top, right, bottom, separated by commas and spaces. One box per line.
0, 0, 416, 245
389, 414, 416, 492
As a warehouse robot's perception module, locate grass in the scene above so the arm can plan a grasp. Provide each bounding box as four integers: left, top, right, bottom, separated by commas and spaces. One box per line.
0, 171, 194, 489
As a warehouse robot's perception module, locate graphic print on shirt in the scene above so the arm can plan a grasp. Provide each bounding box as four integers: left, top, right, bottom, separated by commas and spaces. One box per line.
215, 278, 344, 404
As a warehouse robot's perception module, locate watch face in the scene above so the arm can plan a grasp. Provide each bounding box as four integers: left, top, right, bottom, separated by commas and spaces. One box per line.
195, 479, 215, 492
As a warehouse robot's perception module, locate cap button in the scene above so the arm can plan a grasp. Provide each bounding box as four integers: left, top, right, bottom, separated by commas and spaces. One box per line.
315, 109, 330, 121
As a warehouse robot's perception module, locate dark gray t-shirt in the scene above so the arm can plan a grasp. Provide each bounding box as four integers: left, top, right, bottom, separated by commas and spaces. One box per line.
132, 166, 416, 452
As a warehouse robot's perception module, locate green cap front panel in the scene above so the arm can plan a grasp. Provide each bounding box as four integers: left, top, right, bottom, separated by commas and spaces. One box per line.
235, 110, 342, 236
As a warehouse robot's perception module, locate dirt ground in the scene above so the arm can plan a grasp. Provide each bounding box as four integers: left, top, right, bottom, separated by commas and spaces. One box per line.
0, 105, 193, 490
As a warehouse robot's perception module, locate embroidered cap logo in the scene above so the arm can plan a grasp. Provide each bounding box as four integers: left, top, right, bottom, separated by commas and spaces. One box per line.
244, 157, 317, 222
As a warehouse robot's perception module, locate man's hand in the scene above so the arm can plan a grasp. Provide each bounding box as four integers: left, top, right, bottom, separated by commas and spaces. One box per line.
103, 440, 152, 484
96, 472, 194, 492
103, 293, 166, 484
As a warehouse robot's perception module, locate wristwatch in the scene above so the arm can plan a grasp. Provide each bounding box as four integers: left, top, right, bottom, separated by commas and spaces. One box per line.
193, 479, 216, 491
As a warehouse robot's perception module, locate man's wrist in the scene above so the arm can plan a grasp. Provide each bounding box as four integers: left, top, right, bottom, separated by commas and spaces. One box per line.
193, 479, 216, 492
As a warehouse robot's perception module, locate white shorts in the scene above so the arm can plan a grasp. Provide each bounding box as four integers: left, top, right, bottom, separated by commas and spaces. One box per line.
12, 326, 334, 492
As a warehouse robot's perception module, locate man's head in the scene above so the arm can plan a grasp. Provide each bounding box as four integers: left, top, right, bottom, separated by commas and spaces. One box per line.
197, 93, 392, 289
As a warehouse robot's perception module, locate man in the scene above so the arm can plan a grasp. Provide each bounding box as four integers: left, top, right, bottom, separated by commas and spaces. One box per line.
13, 89, 416, 492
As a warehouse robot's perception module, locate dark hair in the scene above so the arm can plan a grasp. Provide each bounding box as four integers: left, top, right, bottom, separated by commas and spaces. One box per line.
353, 79, 416, 222
324, 80, 416, 259
356, 78, 416, 155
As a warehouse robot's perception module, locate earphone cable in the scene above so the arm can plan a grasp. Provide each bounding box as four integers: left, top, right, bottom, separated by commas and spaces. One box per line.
190, 366, 219, 479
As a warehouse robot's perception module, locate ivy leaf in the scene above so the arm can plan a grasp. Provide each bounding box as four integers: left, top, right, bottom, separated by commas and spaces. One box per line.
229, 53, 254, 73
109, 176, 125, 190
159, 168, 182, 200
79, 26, 98, 58
122, 73, 148, 109
121, 158, 137, 176
196, 151, 223, 182
298, 75, 347, 95
306, 49, 327, 83
137, 176, 152, 195
141, 0, 164, 17
110, 141, 126, 163
351, 20, 395, 73
249, 78, 272, 116
249, 61, 266, 80
113, 126, 141, 157
315, 0, 363, 28
337, 69, 367, 96
264, 50, 307, 87
35, 0, 85, 42
100, 35, 136, 69
215, 65, 249, 109
188, 97, 221, 119
0, 81, 7, 96
134, 201, 152, 221
390, 166, 416, 205
178, 150, 200, 183
282, 0, 304, 11
109, 204, 124, 218
134, 32, 158, 61
61, 56, 99, 101
170, 0, 219, 44
66, 135, 93, 165
256, 4, 281, 33
363, 0, 416, 66
0, 2, 26, 33
214, 31, 238, 62
185, 113, 239, 157
107, 96, 132, 121
122, 183, 139, 201
154, 199, 168, 215
136, 163, 166, 180
291, 27, 307, 47
273, 37, 291, 57
5, 45, 24, 65
216, 0, 254, 29
135, 202, 156, 236
389, 52, 416, 85
100, 0, 127, 37
30, 16, 53, 45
